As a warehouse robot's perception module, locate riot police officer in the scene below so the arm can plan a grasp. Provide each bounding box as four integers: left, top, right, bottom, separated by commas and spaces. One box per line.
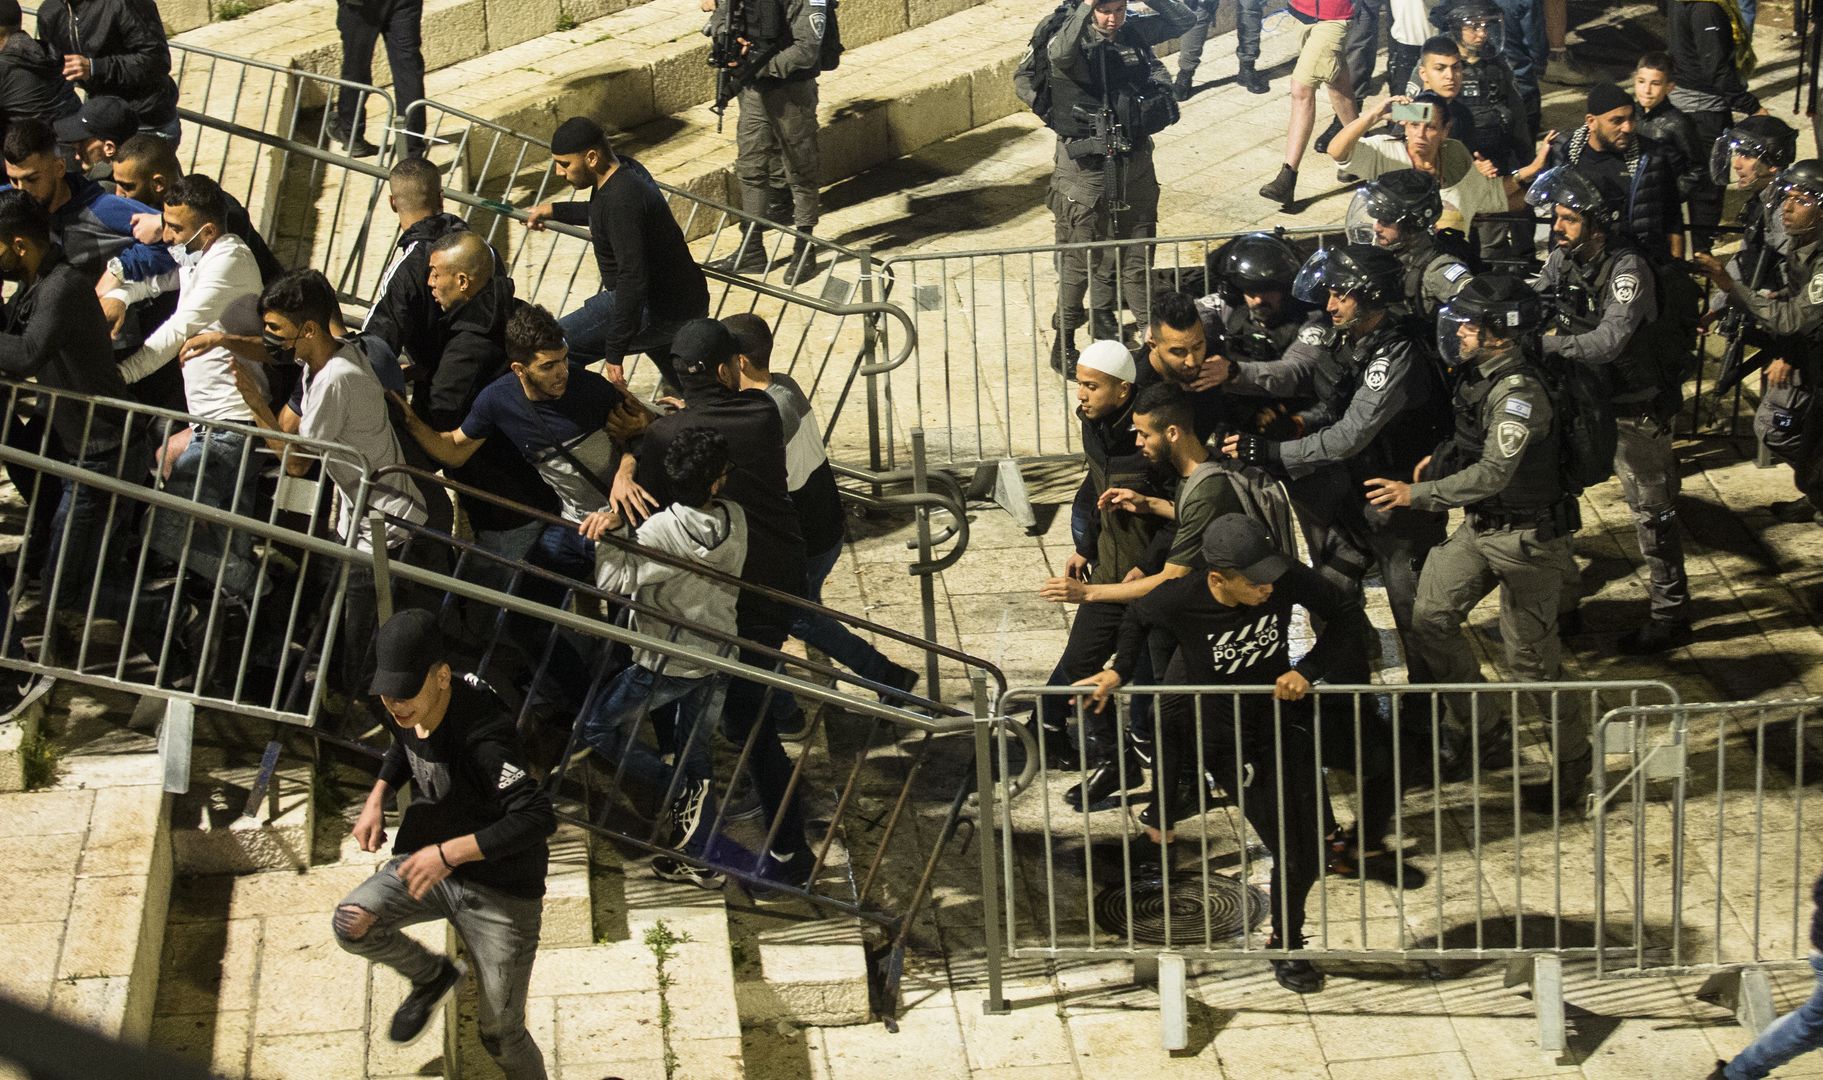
1365, 274, 1587, 810
1529, 164, 1692, 654
1344, 169, 1476, 322
1695, 161, 1823, 524
1431, 0, 1532, 173
1223, 244, 1451, 682
1193, 231, 1327, 397
1711, 115, 1800, 288
1020, 0, 1196, 368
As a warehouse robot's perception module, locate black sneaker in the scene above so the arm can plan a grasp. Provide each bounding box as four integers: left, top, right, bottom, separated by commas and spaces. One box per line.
748, 849, 814, 901
1259, 164, 1297, 205
1771, 497, 1820, 524
773, 707, 809, 741
327, 121, 379, 159
1617, 618, 1693, 656
1705, 1061, 1730, 1080
1312, 116, 1344, 155
1270, 956, 1325, 993
653, 854, 725, 890
877, 663, 919, 705
670, 777, 714, 851
388, 959, 464, 1044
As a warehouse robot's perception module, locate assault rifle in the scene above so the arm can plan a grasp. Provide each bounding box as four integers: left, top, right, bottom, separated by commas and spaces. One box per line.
708, 0, 783, 132
1710, 239, 1779, 397
1062, 45, 1134, 234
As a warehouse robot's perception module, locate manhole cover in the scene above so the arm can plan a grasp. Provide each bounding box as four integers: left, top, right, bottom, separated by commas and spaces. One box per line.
1093, 870, 1268, 946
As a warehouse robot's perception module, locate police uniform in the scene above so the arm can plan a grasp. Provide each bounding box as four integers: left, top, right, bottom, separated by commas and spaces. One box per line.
1262, 317, 1450, 680
1040, 0, 1194, 341
1455, 52, 1531, 173
1535, 243, 1689, 626
1409, 344, 1584, 757
1196, 292, 1329, 396
1395, 232, 1474, 322
730, 0, 825, 234
1739, 236, 1823, 507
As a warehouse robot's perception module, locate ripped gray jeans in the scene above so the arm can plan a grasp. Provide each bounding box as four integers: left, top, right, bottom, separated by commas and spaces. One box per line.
332, 855, 546, 1079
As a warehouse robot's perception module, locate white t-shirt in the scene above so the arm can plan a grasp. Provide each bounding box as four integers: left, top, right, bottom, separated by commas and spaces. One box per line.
298, 343, 427, 552
1343, 135, 1510, 231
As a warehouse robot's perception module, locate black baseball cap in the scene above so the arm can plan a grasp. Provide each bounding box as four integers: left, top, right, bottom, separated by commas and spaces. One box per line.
369, 608, 446, 698
670, 317, 738, 378
55, 96, 139, 146
1200, 514, 1292, 583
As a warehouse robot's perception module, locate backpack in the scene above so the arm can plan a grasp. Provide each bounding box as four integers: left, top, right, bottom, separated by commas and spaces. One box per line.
1528, 354, 1616, 496
815, 0, 843, 71
1181, 460, 1302, 565
1014, 1, 1075, 129
1640, 255, 1704, 388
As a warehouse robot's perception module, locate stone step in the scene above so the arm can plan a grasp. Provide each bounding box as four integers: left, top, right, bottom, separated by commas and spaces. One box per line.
420, 0, 984, 151
0, 751, 173, 1050
733, 917, 874, 1028
168, 715, 316, 875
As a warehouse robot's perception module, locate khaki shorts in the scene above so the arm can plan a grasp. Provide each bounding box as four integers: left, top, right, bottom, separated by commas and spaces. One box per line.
1291, 18, 1348, 88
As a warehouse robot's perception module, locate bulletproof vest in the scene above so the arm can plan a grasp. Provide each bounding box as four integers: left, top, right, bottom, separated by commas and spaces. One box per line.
1219, 301, 1304, 363
1457, 58, 1517, 156
1451, 356, 1563, 514
1396, 233, 1471, 320
1049, 33, 1159, 142
1550, 247, 1662, 403
1313, 319, 1445, 479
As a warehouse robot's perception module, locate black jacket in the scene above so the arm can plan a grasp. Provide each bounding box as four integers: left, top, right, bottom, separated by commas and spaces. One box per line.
0, 31, 77, 145
1635, 101, 1706, 203
1668, 0, 1759, 114
222, 189, 284, 284
362, 212, 471, 371
637, 369, 808, 630
547, 156, 709, 365
0, 244, 132, 456
34, 0, 179, 127
1545, 129, 1684, 259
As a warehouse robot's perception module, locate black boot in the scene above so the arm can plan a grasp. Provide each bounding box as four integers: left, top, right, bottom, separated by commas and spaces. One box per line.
781, 236, 818, 287
1617, 617, 1693, 655
1312, 115, 1344, 155
1064, 746, 1143, 811
1173, 69, 1194, 102
1237, 59, 1269, 94
1050, 331, 1080, 374
1521, 754, 1591, 815
1771, 497, 1820, 524
1259, 164, 1297, 205
707, 228, 771, 275
327, 118, 379, 158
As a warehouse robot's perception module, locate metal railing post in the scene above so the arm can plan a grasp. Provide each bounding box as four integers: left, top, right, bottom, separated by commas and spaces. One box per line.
973, 687, 1010, 1015
911, 428, 941, 697
860, 245, 886, 477
369, 512, 395, 624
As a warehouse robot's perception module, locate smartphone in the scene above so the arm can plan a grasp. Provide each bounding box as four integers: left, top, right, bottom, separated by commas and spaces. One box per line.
1389, 101, 1435, 124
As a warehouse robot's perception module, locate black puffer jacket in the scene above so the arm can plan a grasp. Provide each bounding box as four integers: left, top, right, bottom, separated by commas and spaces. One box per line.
1636, 101, 1706, 202
34, 0, 178, 127
0, 30, 77, 145
1545, 128, 1683, 258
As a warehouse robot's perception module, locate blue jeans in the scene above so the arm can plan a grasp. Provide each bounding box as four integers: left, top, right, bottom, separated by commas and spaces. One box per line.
1728, 954, 1823, 1079
558, 291, 691, 387
1739, 0, 1756, 31
768, 541, 904, 718
149, 429, 262, 598
582, 662, 726, 792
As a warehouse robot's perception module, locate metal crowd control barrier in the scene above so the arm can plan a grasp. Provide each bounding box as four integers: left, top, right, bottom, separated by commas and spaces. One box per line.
0, 377, 380, 731
872, 229, 1340, 524
984, 681, 1677, 1052
1593, 697, 1823, 1036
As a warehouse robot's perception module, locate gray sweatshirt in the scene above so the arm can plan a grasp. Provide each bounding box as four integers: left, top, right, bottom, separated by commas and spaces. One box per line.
595, 499, 748, 679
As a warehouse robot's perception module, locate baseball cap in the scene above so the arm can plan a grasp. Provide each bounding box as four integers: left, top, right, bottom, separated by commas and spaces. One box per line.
368, 608, 445, 698
670, 317, 738, 378
55, 96, 139, 146
1076, 339, 1136, 383
1200, 514, 1292, 583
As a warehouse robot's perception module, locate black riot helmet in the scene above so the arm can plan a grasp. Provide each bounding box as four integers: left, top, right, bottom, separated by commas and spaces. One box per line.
1430, 0, 1504, 58
1772, 159, 1823, 203
1345, 169, 1443, 248
1210, 232, 1305, 293
1710, 115, 1800, 188
1771, 160, 1823, 238
1525, 164, 1619, 229
1437, 272, 1546, 371
1291, 243, 1406, 307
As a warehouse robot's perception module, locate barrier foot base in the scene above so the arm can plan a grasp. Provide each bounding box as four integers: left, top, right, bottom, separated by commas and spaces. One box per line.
1698, 966, 1777, 1035
1505, 955, 1566, 1055
158, 697, 194, 796
971, 459, 1035, 530
1159, 953, 1187, 1052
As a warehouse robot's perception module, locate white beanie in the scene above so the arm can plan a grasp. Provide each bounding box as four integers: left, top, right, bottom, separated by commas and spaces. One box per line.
1076, 339, 1136, 384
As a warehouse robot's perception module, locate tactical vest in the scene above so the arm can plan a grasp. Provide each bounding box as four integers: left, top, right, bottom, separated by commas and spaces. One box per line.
1397, 233, 1473, 320
1551, 247, 1663, 405
1451, 360, 1562, 515
1219, 302, 1304, 363
1312, 319, 1447, 480
1049, 34, 1160, 142
1458, 57, 1520, 164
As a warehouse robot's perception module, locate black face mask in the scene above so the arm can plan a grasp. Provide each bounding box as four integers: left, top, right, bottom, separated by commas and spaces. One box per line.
262, 329, 300, 366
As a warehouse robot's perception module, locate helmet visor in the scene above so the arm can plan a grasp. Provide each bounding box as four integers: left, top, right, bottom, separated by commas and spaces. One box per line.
1291, 248, 1334, 305
1344, 188, 1385, 246
1712, 131, 1769, 188
1453, 12, 1505, 58
1436, 305, 1476, 371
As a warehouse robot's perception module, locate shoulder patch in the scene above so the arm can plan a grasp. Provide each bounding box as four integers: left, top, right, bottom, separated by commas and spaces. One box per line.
1441, 262, 1469, 282
1610, 272, 1640, 305
1363, 357, 1392, 392
1503, 397, 1533, 419
1494, 420, 1529, 458
496, 762, 527, 790
1298, 324, 1327, 346
1808, 271, 1823, 306
810, 10, 826, 34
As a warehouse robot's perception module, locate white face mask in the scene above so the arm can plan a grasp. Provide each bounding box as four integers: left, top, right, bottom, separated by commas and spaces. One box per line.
168, 226, 206, 269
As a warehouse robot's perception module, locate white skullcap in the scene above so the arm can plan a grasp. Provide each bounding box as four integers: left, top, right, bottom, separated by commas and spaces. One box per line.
1076, 339, 1136, 384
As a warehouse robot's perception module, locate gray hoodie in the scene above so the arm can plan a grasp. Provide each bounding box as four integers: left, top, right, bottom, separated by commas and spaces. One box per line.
595, 499, 748, 679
